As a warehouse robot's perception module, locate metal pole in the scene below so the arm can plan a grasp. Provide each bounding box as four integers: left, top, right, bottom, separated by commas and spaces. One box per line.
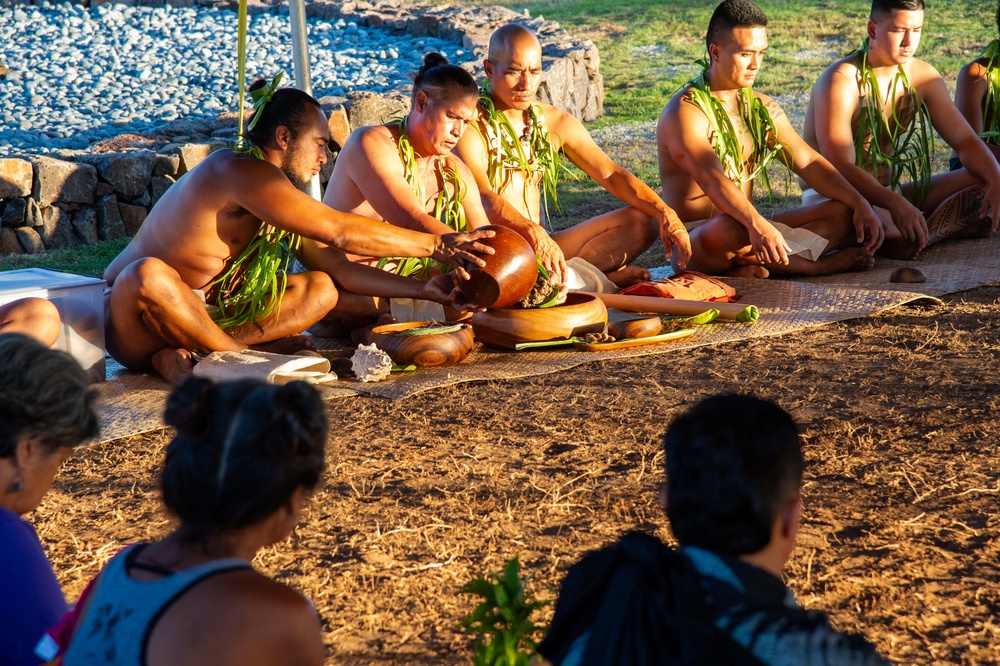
288, 0, 322, 200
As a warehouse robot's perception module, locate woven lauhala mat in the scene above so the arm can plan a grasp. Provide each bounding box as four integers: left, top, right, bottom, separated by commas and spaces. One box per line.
94, 276, 947, 442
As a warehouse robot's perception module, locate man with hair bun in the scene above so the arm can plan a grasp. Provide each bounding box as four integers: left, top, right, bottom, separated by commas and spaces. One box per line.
456, 23, 691, 291
538, 393, 890, 665
804, 0, 1000, 260
304, 53, 494, 324
103, 77, 494, 382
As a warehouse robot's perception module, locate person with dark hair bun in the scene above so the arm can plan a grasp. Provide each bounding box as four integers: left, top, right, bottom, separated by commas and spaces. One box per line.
302, 53, 494, 324
62, 378, 328, 666
0, 333, 98, 666
102, 74, 495, 382
539, 394, 889, 665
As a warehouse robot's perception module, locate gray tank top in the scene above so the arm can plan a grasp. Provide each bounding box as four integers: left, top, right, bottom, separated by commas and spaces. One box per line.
62, 543, 250, 666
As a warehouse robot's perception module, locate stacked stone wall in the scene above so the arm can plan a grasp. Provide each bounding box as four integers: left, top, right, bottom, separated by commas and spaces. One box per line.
0, 0, 603, 257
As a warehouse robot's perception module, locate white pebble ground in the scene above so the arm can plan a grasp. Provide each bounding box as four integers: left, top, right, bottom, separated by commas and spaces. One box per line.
0, 1, 475, 155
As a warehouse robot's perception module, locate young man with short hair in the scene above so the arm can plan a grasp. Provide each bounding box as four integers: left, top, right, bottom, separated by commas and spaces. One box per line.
538, 393, 890, 665
803, 0, 1000, 259
657, 0, 884, 278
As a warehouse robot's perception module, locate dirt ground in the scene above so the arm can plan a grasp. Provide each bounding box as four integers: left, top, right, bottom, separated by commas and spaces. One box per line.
34, 283, 1000, 665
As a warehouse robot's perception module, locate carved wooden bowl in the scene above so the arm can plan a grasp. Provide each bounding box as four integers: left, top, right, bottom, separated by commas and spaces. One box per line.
470, 293, 608, 349
459, 225, 538, 309
367, 321, 475, 367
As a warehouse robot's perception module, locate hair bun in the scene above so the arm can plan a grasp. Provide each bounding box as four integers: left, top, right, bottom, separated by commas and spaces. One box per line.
421, 52, 449, 72
248, 78, 268, 93
164, 377, 215, 438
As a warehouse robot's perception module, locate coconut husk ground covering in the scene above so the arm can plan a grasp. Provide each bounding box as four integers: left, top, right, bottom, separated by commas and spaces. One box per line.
38, 278, 1000, 665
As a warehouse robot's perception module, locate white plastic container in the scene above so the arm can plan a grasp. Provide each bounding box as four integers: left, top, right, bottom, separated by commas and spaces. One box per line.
0, 268, 107, 382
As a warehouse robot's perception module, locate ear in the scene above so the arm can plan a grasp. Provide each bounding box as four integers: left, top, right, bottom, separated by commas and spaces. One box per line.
867, 20, 878, 41
414, 90, 429, 113
779, 493, 801, 541
483, 59, 494, 80
709, 43, 721, 64
274, 125, 293, 151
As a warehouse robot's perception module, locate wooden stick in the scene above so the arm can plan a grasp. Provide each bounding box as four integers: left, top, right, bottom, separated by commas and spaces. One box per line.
583, 292, 759, 322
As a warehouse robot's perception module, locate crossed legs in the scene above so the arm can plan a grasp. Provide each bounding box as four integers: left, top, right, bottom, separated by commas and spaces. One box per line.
106, 257, 338, 382
552, 206, 659, 286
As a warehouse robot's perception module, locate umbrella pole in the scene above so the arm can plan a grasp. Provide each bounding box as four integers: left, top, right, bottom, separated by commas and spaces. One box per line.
289, 0, 322, 200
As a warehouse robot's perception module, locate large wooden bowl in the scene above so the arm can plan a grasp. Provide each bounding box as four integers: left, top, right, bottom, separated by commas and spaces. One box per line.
471, 293, 608, 349
367, 321, 475, 367
459, 225, 538, 309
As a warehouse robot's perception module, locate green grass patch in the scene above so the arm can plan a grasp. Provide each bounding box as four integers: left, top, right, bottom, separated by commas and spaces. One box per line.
0, 239, 127, 278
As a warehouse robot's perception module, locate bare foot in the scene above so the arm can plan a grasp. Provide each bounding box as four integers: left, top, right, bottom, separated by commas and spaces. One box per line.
726, 265, 770, 279
925, 186, 990, 247
151, 348, 195, 384
606, 265, 651, 288
250, 334, 316, 356
807, 247, 875, 276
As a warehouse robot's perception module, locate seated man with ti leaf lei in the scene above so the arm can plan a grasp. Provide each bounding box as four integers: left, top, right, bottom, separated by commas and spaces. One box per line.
455, 24, 692, 298
954, 1, 1000, 170
803, 0, 1000, 261
657, 0, 883, 278
303, 53, 494, 326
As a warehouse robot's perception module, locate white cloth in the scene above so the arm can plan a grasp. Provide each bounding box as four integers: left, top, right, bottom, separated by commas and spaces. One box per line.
683, 216, 828, 262
193, 350, 337, 385
565, 256, 619, 293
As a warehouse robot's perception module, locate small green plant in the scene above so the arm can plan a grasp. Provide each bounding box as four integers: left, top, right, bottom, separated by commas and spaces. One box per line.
459, 556, 548, 666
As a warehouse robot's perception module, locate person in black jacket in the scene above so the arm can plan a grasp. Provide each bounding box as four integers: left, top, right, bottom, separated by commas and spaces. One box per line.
538, 394, 890, 666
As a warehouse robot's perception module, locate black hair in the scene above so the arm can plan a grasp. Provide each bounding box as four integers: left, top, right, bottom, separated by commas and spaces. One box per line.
663, 394, 802, 556
412, 52, 479, 105
706, 0, 769, 55
870, 0, 925, 21
162, 377, 328, 543
0, 333, 98, 458
245, 78, 323, 149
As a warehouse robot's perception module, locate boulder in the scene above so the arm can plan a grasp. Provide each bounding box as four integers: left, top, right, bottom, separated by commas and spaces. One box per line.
0, 228, 21, 255
345, 90, 410, 129
132, 191, 151, 207
153, 153, 181, 178
95, 181, 114, 198
72, 208, 100, 244
78, 150, 156, 200
40, 205, 79, 249
318, 96, 352, 150
15, 226, 45, 254
118, 202, 147, 236
0, 158, 33, 199
150, 175, 175, 207
1, 197, 26, 228
30, 156, 97, 206
96, 194, 127, 241
24, 197, 44, 228
159, 142, 224, 176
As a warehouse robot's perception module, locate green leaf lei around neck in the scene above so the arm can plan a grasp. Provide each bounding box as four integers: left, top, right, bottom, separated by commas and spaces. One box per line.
853, 38, 933, 206
375, 115, 468, 280
474, 82, 565, 230
683, 61, 789, 200
977, 37, 1000, 144
211, 3, 301, 332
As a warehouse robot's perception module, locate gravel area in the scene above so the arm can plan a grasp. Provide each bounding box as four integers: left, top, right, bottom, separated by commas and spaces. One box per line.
0, 1, 475, 155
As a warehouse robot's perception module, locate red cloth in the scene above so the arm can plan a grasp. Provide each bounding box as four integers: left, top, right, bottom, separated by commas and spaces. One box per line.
617, 271, 739, 302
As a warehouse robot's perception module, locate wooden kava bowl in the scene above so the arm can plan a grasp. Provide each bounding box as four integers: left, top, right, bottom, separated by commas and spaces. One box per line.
367, 321, 475, 367
471, 292, 608, 349
459, 225, 538, 309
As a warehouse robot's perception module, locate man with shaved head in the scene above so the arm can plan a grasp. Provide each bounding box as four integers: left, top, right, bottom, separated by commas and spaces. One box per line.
456, 23, 691, 291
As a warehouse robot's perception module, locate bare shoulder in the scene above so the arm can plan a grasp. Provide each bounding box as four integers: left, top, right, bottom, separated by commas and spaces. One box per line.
351, 124, 396, 151
816, 55, 862, 92
959, 58, 990, 80
909, 57, 945, 88
537, 102, 579, 136
753, 91, 787, 121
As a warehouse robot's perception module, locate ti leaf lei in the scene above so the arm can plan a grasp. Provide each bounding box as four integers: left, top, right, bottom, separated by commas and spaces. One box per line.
376, 115, 468, 280
474, 81, 564, 229
209, 1, 301, 332
853, 38, 933, 206
976, 37, 1000, 144
682, 60, 789, 200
